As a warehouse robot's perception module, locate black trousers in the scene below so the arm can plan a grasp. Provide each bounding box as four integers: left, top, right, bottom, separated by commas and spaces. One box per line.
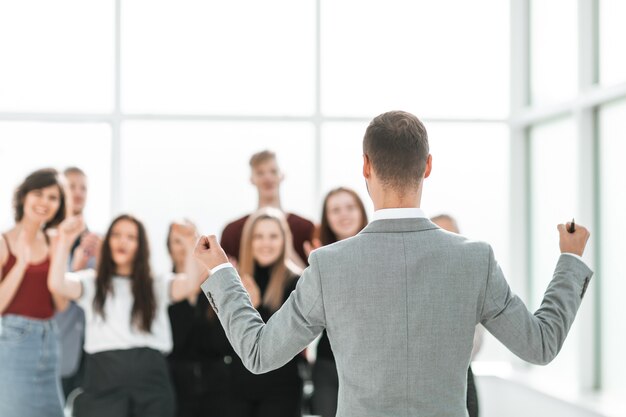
169, 359, 233, 417
74, 348, 175, 417
228, 393, 302, 417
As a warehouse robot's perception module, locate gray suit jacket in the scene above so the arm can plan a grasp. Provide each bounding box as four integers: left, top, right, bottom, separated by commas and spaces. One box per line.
202, 218, 593, 417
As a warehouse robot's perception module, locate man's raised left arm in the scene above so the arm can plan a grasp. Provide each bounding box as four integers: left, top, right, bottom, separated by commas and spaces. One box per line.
195, 235, 326, 374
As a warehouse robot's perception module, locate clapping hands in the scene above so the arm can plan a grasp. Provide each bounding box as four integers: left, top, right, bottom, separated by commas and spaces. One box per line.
171, 220, 199, 249
58, 216, 85, 243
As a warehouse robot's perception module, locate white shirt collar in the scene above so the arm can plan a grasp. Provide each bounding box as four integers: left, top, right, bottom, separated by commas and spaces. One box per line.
371, 208, 427, 222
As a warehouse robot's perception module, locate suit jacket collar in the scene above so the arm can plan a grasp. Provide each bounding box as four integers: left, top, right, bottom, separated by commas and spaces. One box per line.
360, 218, 440, 234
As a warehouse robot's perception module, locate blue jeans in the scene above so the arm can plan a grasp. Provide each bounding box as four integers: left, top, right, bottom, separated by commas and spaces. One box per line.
0, 314, 64, 417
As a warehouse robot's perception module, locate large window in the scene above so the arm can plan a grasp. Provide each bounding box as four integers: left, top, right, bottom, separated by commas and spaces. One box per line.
0, 0, 510, 254
514, 0, 626, 407
1, 0, 511, 365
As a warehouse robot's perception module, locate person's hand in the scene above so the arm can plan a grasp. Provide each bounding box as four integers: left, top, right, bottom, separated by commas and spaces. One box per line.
72, 232, 102, 271
171, 221, 198, 249
558, 221, 590, 257
241, 274, 261, 308
58, 216, 85, 243
193, 235, 228, 271
14, 231, 32, 266
80, 233, 101, 258
303, 238, 322, 258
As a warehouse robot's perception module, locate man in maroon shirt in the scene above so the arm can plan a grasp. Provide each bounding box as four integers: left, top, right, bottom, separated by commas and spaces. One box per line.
220, 150, 315, 267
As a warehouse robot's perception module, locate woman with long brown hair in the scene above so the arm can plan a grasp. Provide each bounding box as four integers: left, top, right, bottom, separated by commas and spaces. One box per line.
48, 214, 206, 417
309, 187, 368, 417
0, 168, 68, 417
229, 207, 304, 417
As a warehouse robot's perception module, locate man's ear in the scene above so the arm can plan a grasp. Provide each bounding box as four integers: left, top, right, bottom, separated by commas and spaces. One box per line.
424, 154, 433, 179
363, 154, 371, 179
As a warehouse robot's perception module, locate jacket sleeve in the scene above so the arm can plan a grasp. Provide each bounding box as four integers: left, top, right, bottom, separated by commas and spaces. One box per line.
480, 247, 593, 365
201, 252, 326, 374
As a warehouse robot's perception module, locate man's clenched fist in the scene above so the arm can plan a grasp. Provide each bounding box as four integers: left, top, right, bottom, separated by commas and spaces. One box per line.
193, 235, 229, 271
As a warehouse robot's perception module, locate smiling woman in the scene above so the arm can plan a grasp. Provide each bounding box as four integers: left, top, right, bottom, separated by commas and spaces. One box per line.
220, 207, 304, 416
0, 168, 67, 417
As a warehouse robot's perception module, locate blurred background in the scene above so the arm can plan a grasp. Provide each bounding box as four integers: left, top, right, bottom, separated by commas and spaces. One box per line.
0, 0, 624, 415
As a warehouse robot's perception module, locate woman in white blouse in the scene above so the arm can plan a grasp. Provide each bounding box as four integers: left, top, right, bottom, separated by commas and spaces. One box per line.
48, 214, 206, 417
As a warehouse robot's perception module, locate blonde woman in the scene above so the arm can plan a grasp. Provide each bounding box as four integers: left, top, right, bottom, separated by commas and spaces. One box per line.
230, 207, 304, 417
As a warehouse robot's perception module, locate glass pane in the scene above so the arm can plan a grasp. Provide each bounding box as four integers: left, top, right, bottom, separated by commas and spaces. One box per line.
0, 122, 112, 233
322, 121, 512, 361
599, 0, 626, 85
530, 0, 578, 105
599, 99, 626, 394
0, 0, 114, 112
122, 0, 315, 115
120, 121, 316, 274
529, 118, 580, 388
321, 0, 509, 118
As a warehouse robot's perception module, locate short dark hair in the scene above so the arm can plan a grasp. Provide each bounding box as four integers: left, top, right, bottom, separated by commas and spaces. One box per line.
13, 168, 66, 229
249, 150, 277, 168
363, 110, 429, 190
63, 166, 86, 177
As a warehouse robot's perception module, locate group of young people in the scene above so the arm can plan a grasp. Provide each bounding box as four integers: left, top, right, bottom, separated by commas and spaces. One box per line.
0, 150, 480, 417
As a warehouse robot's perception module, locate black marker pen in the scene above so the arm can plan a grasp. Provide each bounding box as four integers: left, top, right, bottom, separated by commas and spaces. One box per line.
567, 218, 576, 233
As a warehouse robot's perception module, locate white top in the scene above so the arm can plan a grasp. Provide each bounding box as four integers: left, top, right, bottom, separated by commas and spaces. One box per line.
69, 269, 175, 354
